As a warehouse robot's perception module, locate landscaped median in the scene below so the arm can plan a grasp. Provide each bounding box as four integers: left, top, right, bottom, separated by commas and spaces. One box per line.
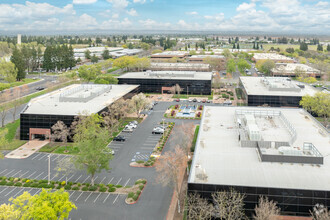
130, 122, 175, 168
0, 176, 147, 203
164, 105, 203, 120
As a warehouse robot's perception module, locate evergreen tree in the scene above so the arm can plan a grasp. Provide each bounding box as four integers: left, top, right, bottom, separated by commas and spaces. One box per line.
68, 45, 76, 70
102, 49, 111, 60
327, 44, 330, 52
233, 43, 236, 49
237, 43, 240, 49
91, 54, 99, 64
84, 50, 91, 59
253, 42, 256, 49
256, 42, 259, 49
300, 42, 308, 51
10, 47, 25, 80
317, 44, 323, 51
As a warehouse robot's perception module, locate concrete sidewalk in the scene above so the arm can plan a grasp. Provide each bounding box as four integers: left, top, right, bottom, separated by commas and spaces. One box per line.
5, 140, 49, 159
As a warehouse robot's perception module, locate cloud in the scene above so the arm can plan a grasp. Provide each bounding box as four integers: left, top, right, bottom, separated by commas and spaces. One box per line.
236, 2, 255, 11
186, 11, 198, 15
107, 0, 128, 9
204, 13, 224, 21
133, 0, 146, 3
126, 8, 138, 16
102, 18, 132, 29
138, 19, 171, 29
73, 0, 97, 4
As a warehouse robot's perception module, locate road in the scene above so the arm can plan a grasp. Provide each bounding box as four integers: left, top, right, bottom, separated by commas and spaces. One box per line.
0, 101, 203, 220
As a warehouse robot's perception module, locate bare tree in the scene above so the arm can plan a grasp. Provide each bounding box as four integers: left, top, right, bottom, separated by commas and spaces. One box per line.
175, 84, 182, 96
55, 157, 77, 184
51, 121, 69, 150
173, 122, 195, 154
155, 146, 188, 213
130, 93, 151, 118
311, 204, 330, 220
212, 189, 246, 220
254, 196, 280, 220
0, 106, 7, 127
186, 193, 214, 220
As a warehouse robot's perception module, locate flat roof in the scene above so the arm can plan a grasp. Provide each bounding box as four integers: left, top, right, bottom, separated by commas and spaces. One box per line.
240, 77, 318, 97
190, 55, 225, 59
118, 71, 212, 81
253, 53, 293, 61
151, 51, 188, 57
273, 63, 320, 74
22, 84, 139, 116
189, 106, 330, 191
150, 62, 210, 68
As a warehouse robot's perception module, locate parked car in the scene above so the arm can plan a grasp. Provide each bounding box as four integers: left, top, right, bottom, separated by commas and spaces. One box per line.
188, 99, 192, 102
176, 98, 180, 102
123, 127, 134, 133
202, 99, 206, 103
152, 127, 164, 134
193, 98, 197, 102
207, 100, 211, 103
130, 121, 138, 125
35, 87, 45, 91
125, 124, 137, 129
197, 99, 201, 103
113, 135, 126, 142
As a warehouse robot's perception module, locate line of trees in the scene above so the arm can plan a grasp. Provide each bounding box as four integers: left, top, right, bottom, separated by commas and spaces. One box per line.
43, 45, 75, 72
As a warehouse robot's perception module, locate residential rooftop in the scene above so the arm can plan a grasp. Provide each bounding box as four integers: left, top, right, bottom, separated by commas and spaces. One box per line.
118, 71, 213, 80
189, 106, 330, 191
252, 53, 294, 61
22, 84, 139, 116
240, 76, 318, 97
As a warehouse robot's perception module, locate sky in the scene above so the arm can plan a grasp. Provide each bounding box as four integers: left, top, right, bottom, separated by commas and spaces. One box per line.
0, 0, 329, 34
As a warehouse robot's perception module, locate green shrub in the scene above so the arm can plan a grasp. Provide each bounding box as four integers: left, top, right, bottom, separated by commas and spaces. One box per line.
135, 180, 141, 185
85, 183, 90, 187
230, 97, 234, 100
31, 183, 39, 187
132, 195, 139, 201
108, 187, 116, 192
64, 185, 72, 190
144, 162, 151, 166
115, 185, 122, 188
14, 182, 22, 186
56, 185, 61, 189
77, 183, 81, 187
6, 182, 14, 186
139, 185, 144, 190
88, 186, 97, 191
128, 192, 134, 198
99, 187, 107, 192
14, 178, 19, 182
141, 180, 146, 184
72, 186, 79, 190
61, 181, 66, 186
107, 184, 114, 188
136, 160, 145, 164
0, 181, 7, 185
23, 183, 31, 187
67, 182, 73, 186
82, 186, 89, 191
136, 190, 141, 196
1, 177, 6, 180
8, 177, 14, 182
51, 181, 55, 184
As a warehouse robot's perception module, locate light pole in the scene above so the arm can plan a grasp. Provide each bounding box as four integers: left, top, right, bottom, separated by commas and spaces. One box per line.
162, 118, 165, 142
48, 154, 51, 185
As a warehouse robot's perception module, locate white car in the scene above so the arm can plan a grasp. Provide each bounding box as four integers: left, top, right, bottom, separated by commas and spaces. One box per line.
123, 127, 134, 133
125, 124, 137, 129
130, 121, 138, 125
152, 127, 164, 134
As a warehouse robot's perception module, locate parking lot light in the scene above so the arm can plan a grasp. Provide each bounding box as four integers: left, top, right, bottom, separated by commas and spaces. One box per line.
48, 154, 51, 185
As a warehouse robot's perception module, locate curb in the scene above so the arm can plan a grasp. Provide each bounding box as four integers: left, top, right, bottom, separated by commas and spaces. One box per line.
125, 180, 147, 205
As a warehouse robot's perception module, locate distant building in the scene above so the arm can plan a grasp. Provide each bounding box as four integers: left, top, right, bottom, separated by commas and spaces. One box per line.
73, 47, 142, 60
188, 55, 226, 64
20, 84, 139, 141
272, 63, 321, 78
252, 53, 294, 63
150, 51, 188, 62
118, 71, 212, 95
239, 77, 318, 107
188, 106, 330, 217
150, 62, 210, 72
17, 34, 21, 45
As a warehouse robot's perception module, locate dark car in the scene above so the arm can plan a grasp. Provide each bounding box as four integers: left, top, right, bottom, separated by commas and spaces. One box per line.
35, 87, 45, 91
113, 135, 126, 142
193, 98, 197, 102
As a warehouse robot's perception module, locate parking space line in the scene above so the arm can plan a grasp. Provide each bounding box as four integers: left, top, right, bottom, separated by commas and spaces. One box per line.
42, 174, 49, 180
100, 177, 106, 184
67, 174, 75, 182
93, 193, 101, 203
31, 153, 41, 160
26, 171, 36, 179
12, 188, 25, 198
34, 172, 44, 179
103, 193, 111, 203
69, 191, 75, 199
50, 175, 58, 181
32, 189, 42, 196
82, 176, 90, 183
0, 187, 8, 194
0, 169, 8, 175
113, 194, 120, 204
52, 155, 61, 161
20, 170, 29, 178
4, 169, 15, 177
74, 175, 82, 183
124, 178, 130, 187
93, 176, 98, 182
58, 155, 69, 162
75, 192, 84, 201
5, 188, 16, 197
38, 154, 48, 161
116, 177, 122, 185
107, 177, 114, 185
84, 192, 93, 202
58, 175, 65, 182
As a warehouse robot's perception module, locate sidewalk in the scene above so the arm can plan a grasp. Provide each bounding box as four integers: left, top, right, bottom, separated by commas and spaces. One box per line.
5, 140, 49, 159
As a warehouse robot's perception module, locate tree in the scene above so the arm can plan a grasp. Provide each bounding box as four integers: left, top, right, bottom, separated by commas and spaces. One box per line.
222, 49, 232, 59
0, 106, 7, 127
286, 48, 295, 53
102, 49, 111, 60
212, 189, 246, 220
55, 157, 77, 184
155, 146, 188, 213
300, 42, 308, 51
311, 204, 330, 220
174, 84, 182, 96
212, 73, 222, 90
78, 65, 101, 82
73, 114, 112, 186
186, 193, 214, 220
317, 44, 323, 52
51, 120, 69, 148
130, 93, 151, 118
0, 128, 8, 159
300, 92, 330, 127
0, 203, 20, 220
10, 47, 25, 80
226, 58, 236, 74
91, 54, 99, 64
9, 188, 76, 219
254, 196, 280, 220
256, 59, 275, 76
204, 57, 226, 71
327, 44, 330, 52
94, 75, 118, 84
0, 60, 17, 83
237, 58, 251, 74
84, 50, 91, 59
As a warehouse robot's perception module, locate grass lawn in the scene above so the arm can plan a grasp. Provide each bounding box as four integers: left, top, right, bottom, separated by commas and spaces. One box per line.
53, 145, 80, 155
0, 119, 27, 150
9, 78, 39, 87
190, 125, 199, 152
262, 44, 317, 52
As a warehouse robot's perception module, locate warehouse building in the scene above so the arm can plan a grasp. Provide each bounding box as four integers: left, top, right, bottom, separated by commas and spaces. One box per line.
188, 106, 330, 217
239, 77, 318, 107
118, 71, 212, 95
271, 63, 321, 78
20, 84, 139, 140
252, 53, 294, 63
150, 62, 210, 72
188, 55, 226, 63
150, 51, 188, 62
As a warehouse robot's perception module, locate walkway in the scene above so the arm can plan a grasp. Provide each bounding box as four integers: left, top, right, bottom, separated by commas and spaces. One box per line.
5, 140, 49, 159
